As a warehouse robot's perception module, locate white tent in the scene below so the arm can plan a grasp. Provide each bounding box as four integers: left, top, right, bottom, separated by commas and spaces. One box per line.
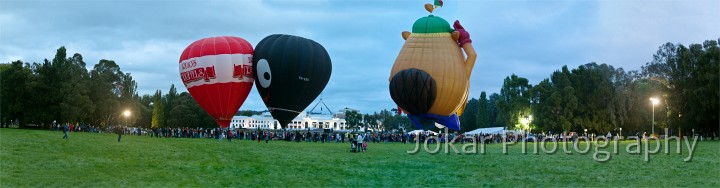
465, 127, 505, 135
503, 130, 525, 135
408, 130, 438, 135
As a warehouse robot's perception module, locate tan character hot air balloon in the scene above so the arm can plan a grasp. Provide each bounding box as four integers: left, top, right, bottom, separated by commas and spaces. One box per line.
389, 1, 476, 130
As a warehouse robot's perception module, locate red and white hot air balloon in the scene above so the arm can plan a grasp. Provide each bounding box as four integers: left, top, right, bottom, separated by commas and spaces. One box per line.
179, 36, 254, 128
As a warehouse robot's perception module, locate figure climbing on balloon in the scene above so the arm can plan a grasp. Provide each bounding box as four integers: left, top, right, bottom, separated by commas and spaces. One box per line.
389, 0, 477, 131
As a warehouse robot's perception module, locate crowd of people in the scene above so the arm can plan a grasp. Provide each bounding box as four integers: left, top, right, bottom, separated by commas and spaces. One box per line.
55, 125, 717, 147
142, 127, 411, 145
52, 123, 104, 133
132, 128, 542, 147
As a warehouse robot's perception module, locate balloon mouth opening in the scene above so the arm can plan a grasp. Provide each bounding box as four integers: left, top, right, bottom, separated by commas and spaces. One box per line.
263, 72, 270, 80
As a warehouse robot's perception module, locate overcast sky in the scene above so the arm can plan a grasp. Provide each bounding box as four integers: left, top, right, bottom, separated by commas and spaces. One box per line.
1, 0, 718, 113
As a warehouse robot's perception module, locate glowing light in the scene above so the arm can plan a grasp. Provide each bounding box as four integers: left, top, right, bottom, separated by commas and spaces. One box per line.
650, 97, 659, 105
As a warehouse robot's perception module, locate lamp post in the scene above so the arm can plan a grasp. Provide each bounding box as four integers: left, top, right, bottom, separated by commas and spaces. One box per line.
521, 117, 529, 130
619, 127, 622, 139
650, 97, 659, 136
119, 110, 130, 142
528, 115, 533, 133
123, 110, 131, 130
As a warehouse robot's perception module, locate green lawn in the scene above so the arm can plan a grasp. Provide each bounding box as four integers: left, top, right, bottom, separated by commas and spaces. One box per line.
1, 128, 718, 187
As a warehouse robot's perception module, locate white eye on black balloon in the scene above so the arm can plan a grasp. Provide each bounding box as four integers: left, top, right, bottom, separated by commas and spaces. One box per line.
257, 59, 272, 88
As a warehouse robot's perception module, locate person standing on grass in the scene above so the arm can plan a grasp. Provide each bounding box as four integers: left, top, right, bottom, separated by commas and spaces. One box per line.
62, 124, 69, 140
570, 132, 576, 148
116, 126, 124, 142
642, 132, 647, 140
227, 129, 233, 142
607, 131, 612, 140
265, 131, 270, 143
217, 128, 223, 142
357, 133, 364, 153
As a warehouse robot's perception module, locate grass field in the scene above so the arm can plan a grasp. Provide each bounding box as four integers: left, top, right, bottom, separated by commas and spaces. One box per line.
1, 128, 718, 187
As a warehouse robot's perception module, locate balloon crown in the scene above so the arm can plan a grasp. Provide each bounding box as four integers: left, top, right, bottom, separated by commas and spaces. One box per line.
414, 0, 452, 34
412, 15, 452, 34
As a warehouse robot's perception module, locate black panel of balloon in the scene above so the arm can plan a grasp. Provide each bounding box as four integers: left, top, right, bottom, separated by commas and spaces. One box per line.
389, 68, 437, 115
252, 34, 332, 129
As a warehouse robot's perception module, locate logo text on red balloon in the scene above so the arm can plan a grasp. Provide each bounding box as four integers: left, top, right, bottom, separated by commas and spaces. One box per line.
181, 66, 217, 84
180, 60, 197, 70
233, 64, 253, 80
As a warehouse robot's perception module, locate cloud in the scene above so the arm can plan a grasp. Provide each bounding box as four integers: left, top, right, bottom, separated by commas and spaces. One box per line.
1, 0, 718, 113
592, 0, 720, 69
458, 0, 718, 97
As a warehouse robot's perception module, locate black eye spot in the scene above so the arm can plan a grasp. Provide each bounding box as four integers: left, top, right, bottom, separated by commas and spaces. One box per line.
264, 72, 270, 80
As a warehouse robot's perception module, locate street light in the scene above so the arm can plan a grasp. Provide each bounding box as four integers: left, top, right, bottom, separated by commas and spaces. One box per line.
122, 110, 131, 129
650, 97, 659, 136
520, 115, 532, 128
527, 115, 532, 133
119, 110, 131, 138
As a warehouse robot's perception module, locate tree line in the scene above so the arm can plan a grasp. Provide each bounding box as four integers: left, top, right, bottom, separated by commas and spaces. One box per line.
456, 39, 718, 136
149, 84, 219, 129
0, 46, 218, 129
343, 108, 412, 132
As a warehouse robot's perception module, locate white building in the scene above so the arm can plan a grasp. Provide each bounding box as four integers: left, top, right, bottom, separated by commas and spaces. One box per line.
229, 111, 349, 131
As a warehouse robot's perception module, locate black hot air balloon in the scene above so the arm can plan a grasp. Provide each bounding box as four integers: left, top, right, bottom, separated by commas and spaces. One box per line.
252, 34, 332, 129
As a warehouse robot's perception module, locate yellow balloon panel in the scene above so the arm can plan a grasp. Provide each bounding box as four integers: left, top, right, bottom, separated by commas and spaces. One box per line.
455, 83, 470, 116
390, 33, 468, 116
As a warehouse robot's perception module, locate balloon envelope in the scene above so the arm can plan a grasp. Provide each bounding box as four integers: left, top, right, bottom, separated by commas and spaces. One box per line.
252, 34, 332, 128
390, 13, 471, 131
179, 36, 254, 128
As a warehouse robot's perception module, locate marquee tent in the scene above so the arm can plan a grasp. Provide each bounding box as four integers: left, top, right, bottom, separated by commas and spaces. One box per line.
464, 127, 505, 135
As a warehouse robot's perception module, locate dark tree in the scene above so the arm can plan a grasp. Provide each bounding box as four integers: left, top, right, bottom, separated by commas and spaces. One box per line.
459, 98, 479, 131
